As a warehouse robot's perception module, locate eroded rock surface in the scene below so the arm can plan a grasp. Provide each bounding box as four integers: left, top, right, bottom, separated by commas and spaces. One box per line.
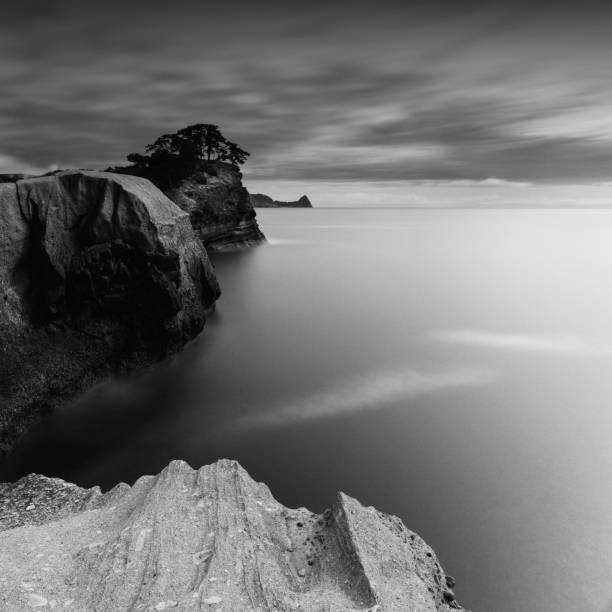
251, 193, 313, 208
166, 162, 266, 250
0, 459, 465, 611
0, 171, 220, 458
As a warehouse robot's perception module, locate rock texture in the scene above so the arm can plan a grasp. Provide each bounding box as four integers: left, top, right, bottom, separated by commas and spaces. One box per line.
0, 171, 220, 459
0, 459, 465, 611
251, 193, 313, 208
165, 162, 266, 250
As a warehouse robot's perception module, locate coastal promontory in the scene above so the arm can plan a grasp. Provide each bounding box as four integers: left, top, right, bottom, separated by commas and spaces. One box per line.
167, 161, 266, 250
251, 193, 313, 208
109, 124, 267, 250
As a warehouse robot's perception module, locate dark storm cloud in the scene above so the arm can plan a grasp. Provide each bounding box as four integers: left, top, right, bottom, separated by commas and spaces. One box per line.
1, 0, 612, 181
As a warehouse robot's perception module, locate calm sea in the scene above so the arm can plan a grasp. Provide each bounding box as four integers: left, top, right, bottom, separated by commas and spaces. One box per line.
2, 208, 612, 612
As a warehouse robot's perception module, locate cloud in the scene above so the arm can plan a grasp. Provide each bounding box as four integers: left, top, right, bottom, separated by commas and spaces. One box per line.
420, 178, 533, 188
1, 1, 612, 184
223, 365, 496, 434
432, 330, 612, 356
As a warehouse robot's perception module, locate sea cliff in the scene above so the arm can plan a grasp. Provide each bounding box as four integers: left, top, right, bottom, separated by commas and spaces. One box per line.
166, 162, 266, 250
0, 459, 464, 611
0, 171, 220, 459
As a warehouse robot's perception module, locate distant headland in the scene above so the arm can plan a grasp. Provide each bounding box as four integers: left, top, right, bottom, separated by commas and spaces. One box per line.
251, 193, 312, 208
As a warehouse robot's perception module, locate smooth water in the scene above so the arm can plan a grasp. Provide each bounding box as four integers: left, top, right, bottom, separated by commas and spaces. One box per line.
3, 208, 612, 612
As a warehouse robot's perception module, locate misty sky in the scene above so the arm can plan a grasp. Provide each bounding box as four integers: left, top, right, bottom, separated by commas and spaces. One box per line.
2, 0, 612, 200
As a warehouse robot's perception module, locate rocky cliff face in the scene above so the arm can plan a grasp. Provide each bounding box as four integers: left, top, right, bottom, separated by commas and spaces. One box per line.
0, 171, 220, 459
165, 162, 266, 250
0, 459, 464, 611
251, 193, 313, 208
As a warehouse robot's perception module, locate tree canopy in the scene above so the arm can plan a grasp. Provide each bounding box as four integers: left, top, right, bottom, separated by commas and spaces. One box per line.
113, 124, 250, 190
143, 124, 250, 165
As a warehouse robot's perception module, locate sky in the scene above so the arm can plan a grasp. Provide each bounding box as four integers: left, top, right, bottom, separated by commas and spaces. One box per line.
2, 0, 612, 205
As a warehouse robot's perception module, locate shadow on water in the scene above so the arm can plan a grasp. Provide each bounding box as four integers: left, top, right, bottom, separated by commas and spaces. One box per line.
0, 343, 204, 486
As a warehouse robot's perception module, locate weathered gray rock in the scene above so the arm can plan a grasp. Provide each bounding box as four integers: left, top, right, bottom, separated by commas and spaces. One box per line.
0, 171, 220, 458
166, 162, 266, 250
0, 459, 465, 611
251, 193, 312, 208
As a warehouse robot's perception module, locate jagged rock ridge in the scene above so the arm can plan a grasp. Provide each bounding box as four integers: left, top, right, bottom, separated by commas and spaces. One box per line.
251, 193, 313, 208
0, 459, 464, 611
0, 171, 220, 458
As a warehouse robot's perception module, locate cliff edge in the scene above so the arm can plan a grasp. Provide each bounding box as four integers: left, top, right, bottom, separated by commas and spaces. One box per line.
0, 171, 220, 459
0, 459, 465, 611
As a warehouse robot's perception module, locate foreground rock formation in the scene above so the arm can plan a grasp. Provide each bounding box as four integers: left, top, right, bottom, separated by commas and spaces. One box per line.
0, 171, 220, 458
251, 193, 313, 208
0, 459, 464, 611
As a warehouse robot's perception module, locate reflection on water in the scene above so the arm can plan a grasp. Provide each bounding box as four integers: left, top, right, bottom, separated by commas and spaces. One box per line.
3, 208, 612, 612
223, 365, 497, 433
